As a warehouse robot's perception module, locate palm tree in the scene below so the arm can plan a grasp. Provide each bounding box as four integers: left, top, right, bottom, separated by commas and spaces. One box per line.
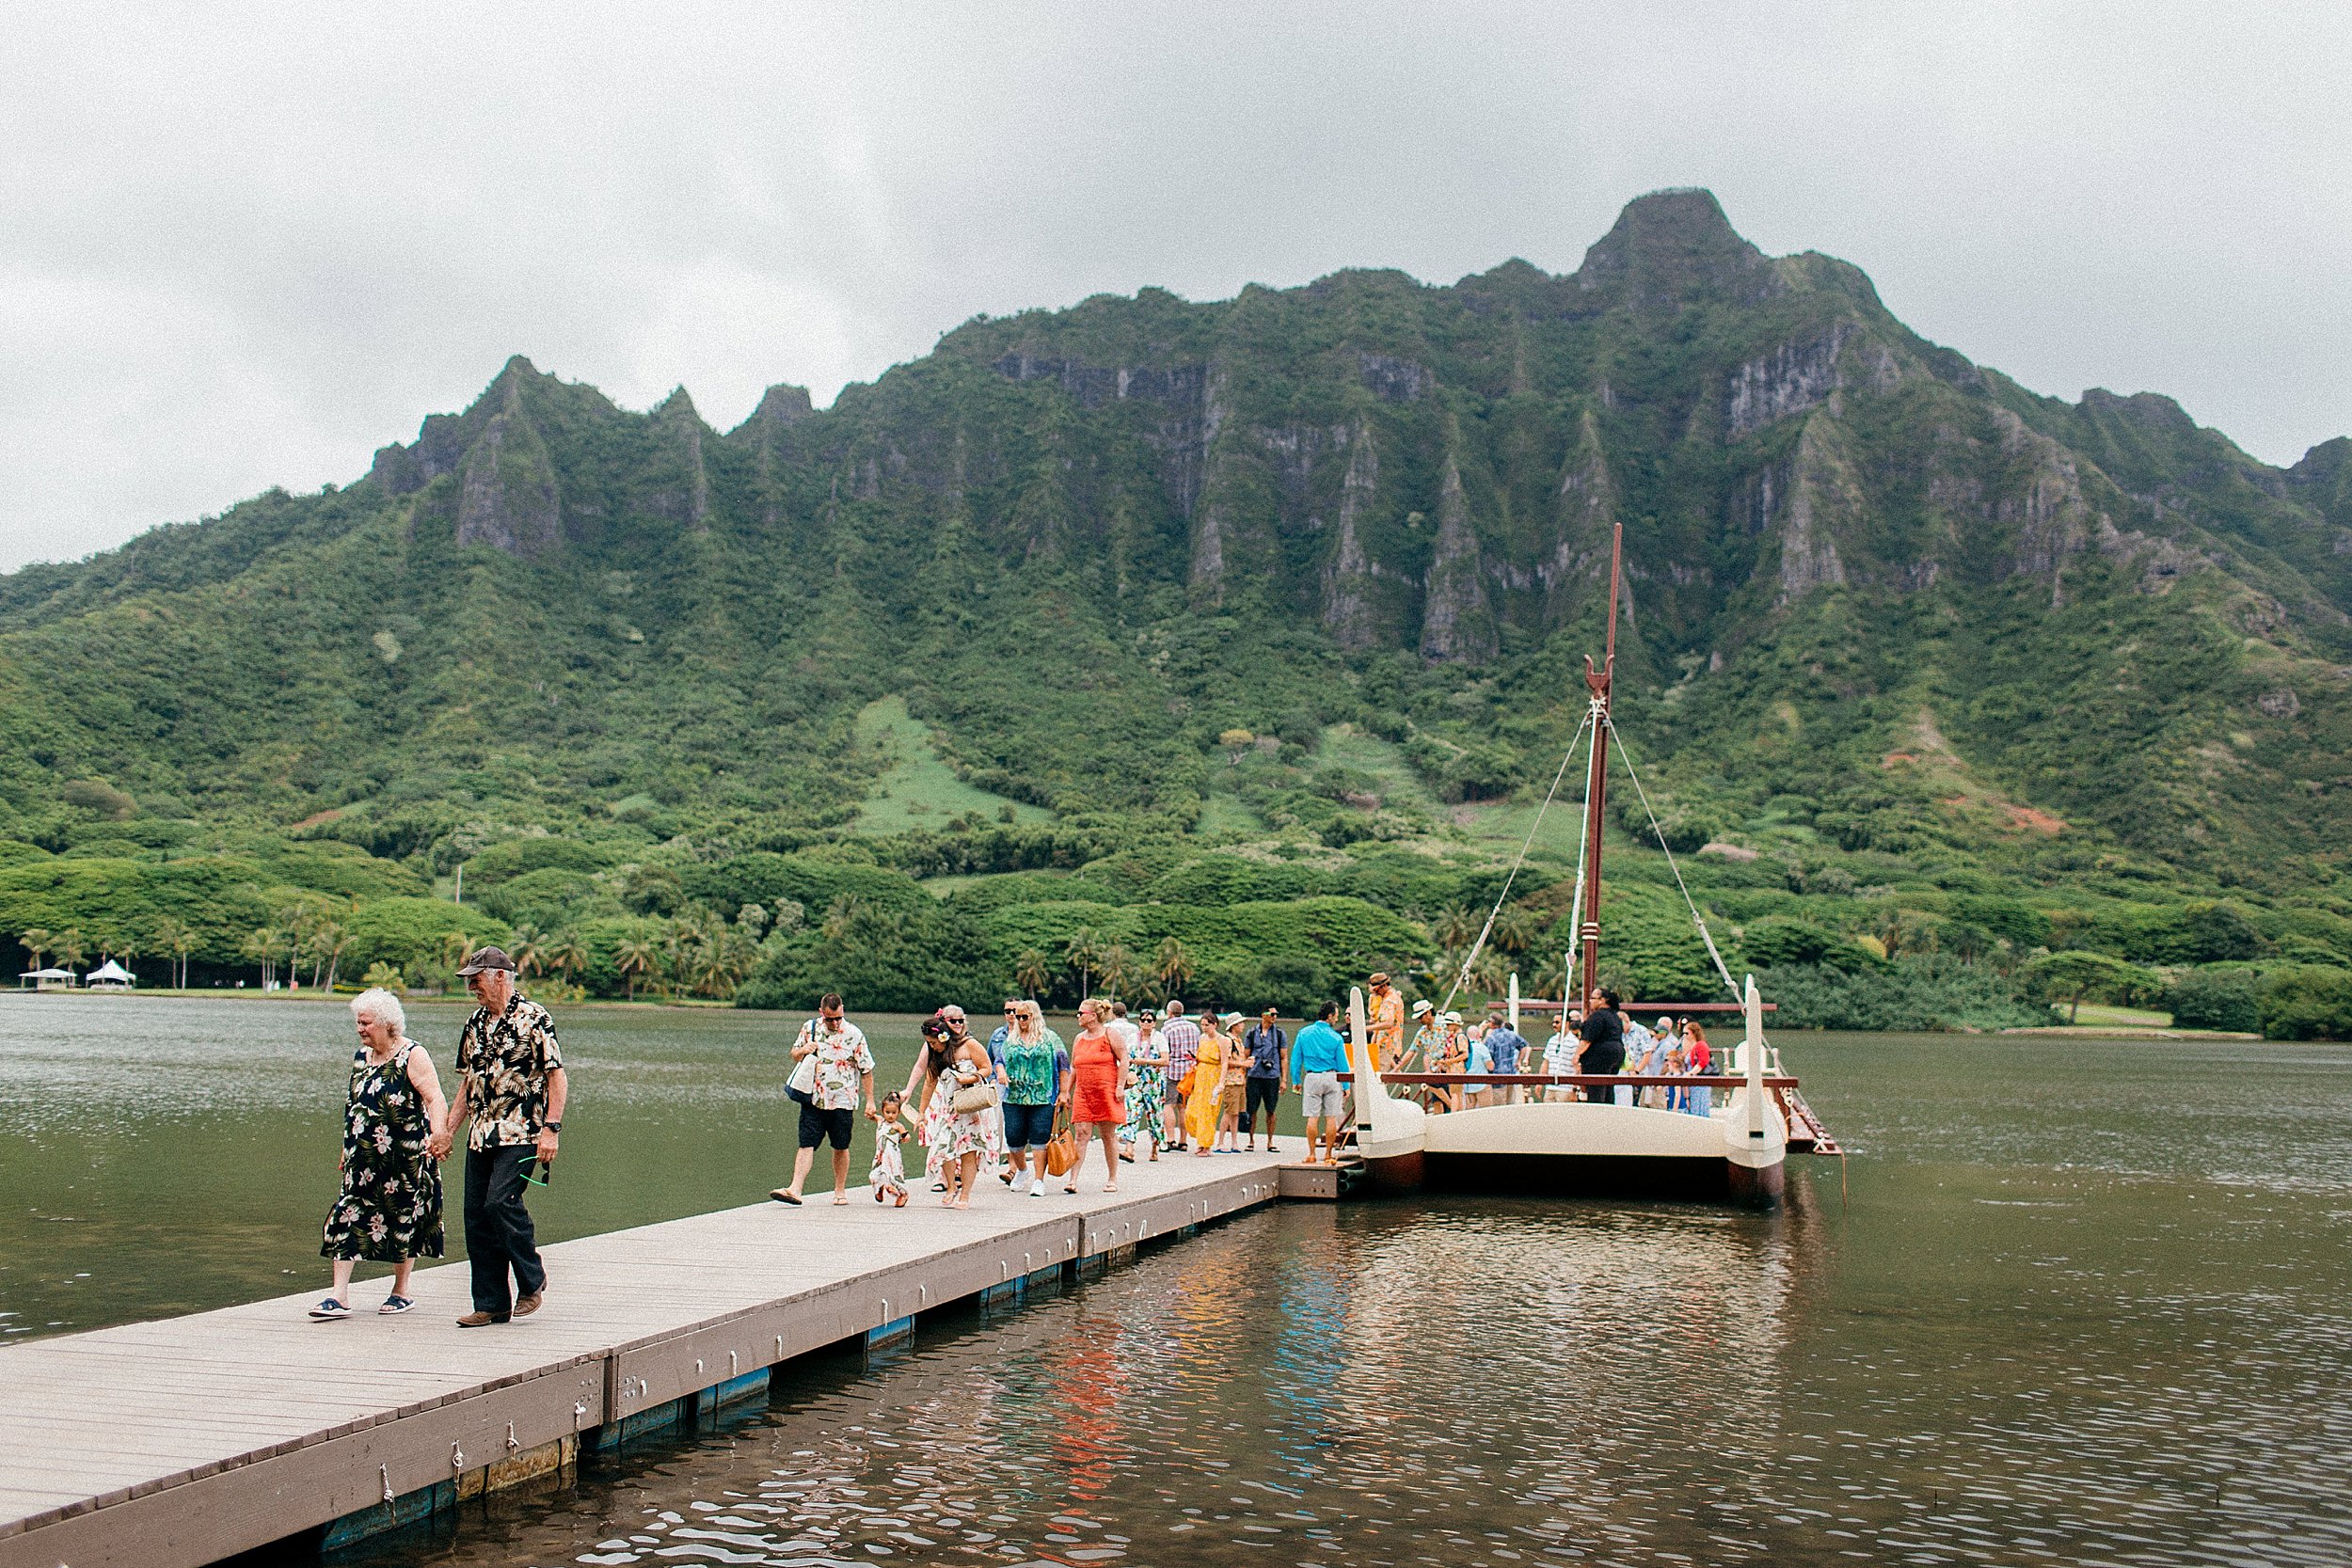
1434, 905, 1483, 950
1013, 948, 1054, 1001
360, 960, 405, 993
548, 930, 589, 988
1064, 927, 1104, 1000
508, 923, 547, 978
821, 895, 867, 942
111, 930, 144, 987
54, 927, 87, 973
18, 927, 53, 972
438, 929, 475, 972
1097, 942, 1135, 1004
1490, 906, 1538, 955
612, 938, 659, 1001
241, 927, 279, 989
151, 915, 192, 990
316, 922, 350, 991
1152, 936, 1194, 1000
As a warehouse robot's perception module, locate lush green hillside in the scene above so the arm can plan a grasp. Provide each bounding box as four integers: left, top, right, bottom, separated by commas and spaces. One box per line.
7, 190, 2350, 1033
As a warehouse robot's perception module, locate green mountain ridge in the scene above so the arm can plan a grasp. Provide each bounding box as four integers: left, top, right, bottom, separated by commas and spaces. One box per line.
6, 188, 2351, 1027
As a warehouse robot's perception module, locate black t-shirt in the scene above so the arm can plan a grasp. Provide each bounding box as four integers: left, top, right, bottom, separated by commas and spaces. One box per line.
1578, 1006, 1626, 1069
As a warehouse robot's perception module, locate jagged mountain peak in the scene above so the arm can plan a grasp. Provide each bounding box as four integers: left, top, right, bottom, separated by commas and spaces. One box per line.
654, 386, 705, 426
732, 383, 814, 438
1573, 187, 1779, 313
2080, 388, 2198, 435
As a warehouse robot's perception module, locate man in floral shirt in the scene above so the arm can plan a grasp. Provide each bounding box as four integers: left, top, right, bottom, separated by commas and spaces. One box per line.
430, 945, 567, 1327
771, 992, 877, 1207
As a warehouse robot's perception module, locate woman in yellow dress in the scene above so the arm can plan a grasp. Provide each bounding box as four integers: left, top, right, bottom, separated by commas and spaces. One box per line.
1184, 1013, 1228, 1156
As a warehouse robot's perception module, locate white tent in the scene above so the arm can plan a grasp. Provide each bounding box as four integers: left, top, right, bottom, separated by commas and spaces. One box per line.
86, 958, 135, 990
17, 967, 74, 991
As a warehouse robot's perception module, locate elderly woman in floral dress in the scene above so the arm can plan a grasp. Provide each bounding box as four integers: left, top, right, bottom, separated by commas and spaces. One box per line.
312, 988, 448, 1319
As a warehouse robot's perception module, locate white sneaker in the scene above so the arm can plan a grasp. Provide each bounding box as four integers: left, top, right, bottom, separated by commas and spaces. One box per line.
1011, 1170, 1032, 1196
1030, 1180, 1047, 1197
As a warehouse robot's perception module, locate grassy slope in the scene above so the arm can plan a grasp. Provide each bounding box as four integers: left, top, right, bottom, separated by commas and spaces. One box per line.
849, 696, 1050, 835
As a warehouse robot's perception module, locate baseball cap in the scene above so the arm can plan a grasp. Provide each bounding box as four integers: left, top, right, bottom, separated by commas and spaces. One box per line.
456, 945, 516, 977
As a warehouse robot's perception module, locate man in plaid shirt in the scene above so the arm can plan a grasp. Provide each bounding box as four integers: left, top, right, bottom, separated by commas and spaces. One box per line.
1159, 1001, 1201, 1152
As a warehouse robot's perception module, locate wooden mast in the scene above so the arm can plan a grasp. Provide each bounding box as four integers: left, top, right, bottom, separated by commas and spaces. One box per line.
1577, 522, 1623, 1015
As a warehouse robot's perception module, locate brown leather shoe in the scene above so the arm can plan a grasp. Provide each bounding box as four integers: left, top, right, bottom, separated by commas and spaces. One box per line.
513, 1291, 543, 1318
455, 1310, 509, 1328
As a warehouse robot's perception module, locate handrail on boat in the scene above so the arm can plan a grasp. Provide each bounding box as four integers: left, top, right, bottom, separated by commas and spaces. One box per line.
1350, 1071, 1802, 1088
1345, 1071, 1797, 1085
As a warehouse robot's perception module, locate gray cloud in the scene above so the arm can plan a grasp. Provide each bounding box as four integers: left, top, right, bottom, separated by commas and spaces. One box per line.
4, 1, 2345, 572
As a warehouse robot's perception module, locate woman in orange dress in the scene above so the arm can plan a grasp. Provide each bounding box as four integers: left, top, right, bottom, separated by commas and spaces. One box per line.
1063, 998, 1128, 1193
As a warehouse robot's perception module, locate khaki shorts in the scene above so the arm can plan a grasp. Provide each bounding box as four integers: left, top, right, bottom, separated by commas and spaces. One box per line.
1301, 1071, 1345, 1121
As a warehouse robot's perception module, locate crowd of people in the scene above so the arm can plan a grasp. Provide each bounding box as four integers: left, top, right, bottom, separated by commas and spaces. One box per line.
307, 950, 1724, 1327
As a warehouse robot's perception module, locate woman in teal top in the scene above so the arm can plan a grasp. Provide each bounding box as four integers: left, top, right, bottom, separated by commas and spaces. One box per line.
999, 1000, 1069, 1196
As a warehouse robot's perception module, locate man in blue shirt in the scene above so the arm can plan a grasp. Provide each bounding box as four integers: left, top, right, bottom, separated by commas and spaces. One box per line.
1288, 1001, 1351, 1165
1482, 1012, 1528, 1105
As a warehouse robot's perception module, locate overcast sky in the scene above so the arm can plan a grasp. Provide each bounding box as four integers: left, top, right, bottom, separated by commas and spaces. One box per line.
3, 2, 2346, 573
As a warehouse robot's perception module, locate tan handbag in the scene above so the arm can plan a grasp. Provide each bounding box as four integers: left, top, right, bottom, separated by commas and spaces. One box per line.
1042, 1101, 1077, 1176
950, 1080, 998, 1115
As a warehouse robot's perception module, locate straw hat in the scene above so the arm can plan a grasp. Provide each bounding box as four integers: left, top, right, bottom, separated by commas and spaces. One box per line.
1411, 998, 1435, 1016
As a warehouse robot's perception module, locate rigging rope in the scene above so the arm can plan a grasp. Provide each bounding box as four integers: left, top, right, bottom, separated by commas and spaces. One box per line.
1602, 714, 1740, 997
1438, 709, 1592, 1018
1560, 702, 1596, 1005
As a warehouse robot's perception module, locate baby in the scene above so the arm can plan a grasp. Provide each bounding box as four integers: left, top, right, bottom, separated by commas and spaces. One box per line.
868, 1090, 914, 1206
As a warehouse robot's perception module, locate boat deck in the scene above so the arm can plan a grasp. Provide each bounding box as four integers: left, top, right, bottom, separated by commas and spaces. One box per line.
0, 1149, 1289, 1568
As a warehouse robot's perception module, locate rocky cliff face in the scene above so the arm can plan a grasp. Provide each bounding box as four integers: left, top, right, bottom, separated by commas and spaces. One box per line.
26, 190, 2339, 868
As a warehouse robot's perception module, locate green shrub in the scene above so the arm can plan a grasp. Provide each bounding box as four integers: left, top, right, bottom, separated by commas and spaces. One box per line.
477, 867, 602, 927
2126, 901, 2267, 965
2260, 965, 2352, 1040
2166, 967, 2259, 1033
342, 898, 509, 977
1761, 954, 2048, 1031
683, 852, 930, 919
1739, 916, 1874, 974
2023, 950, 2163, 1014
464, 836, 613, 885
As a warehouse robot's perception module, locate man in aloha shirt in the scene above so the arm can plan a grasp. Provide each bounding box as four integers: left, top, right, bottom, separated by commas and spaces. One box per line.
771, 992, 877, 1207
432, 945, 567, 1328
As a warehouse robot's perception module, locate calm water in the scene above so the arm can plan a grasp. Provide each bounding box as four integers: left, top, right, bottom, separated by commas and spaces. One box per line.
5, 994, 2349, 1566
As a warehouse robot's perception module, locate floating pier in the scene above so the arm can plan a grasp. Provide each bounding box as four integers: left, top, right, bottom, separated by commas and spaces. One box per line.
0, 1150, 1292, 1568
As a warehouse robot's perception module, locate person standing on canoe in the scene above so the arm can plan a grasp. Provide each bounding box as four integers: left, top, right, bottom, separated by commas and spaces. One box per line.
1577, 989, 1629, 1106
1484, 1011, 1528, 1105
431, 945, 567, 1329
1365, 972, 1404, 1072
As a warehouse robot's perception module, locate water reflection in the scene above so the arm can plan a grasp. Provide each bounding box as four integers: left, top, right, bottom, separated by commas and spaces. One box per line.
334, 1168, 2352, 1568
11, 999, 2352, 1564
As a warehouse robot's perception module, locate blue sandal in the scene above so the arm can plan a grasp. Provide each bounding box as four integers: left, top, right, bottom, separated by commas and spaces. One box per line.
309, 1297, 352, 1320
378, 1294, 416, 1315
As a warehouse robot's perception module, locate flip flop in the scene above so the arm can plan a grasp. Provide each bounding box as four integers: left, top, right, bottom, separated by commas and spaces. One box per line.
771, 1190, 803, 1206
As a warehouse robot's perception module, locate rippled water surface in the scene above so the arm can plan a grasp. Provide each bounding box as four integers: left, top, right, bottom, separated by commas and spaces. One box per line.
6, 996, 2350, 1565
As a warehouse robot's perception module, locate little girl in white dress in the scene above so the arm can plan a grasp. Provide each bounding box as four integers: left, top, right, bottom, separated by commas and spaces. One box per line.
869, 1090, 914, 1206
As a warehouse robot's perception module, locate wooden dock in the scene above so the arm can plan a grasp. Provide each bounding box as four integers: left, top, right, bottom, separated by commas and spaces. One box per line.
0, 1150, 1293, 1568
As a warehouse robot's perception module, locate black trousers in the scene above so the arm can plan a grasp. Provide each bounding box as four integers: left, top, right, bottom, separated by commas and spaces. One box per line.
464, 1146, 546, 1314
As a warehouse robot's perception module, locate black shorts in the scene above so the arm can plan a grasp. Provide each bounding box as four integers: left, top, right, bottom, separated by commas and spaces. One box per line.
1246, 1078, 1280, 1118
797, 1101, 855, 1150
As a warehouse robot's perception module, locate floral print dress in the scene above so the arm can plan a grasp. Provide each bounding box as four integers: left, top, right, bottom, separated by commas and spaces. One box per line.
1121, 1033, 1167, 1146
321, 1041, 444, 1263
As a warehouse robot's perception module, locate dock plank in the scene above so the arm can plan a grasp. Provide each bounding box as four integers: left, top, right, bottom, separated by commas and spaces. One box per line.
0, 1151, 1285, 1567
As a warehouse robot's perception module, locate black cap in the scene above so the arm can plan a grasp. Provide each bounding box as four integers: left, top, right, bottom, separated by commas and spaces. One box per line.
456, 945, 517, 977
